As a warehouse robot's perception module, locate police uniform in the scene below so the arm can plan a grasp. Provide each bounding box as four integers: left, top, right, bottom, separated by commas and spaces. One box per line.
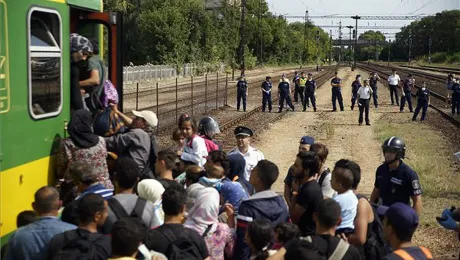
228, 126, 265, 181
375, 160, 422, 207
304, 77, 317, 112
278, 77, 295, 112
400, 77, 414, 112
412, 87, 430, 121
369, 75, 379, 108
331, 76, 344, 111
261, 77, 272, 112
351, 79, 361, 110
451, 81, 460, 115
293, 73, 300, 102
298, 76, 307, 107
236, 76, 248, 111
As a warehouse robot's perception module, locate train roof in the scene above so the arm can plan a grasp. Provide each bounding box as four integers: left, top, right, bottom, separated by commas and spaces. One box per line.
67, 0, 103, 11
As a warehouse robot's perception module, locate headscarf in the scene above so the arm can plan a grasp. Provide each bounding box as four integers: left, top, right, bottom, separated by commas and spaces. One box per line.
186, 183, 206, 212
137, 179, 165, 204
184, 187, 219, 235
70, 33, 93, 53
68, 109, 99, 148
220, 181, 248, 213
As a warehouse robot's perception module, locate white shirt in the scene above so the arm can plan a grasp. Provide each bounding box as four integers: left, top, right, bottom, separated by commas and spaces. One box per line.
181, 135, 208, 167
228, 145, 265, 181
388, 74, 401, 85
357, 86, 372, 99
333, 190, 358, 230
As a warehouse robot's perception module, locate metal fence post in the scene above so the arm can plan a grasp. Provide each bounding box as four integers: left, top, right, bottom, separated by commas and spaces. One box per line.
216, 72, 219, 109
205, 73, 208, 113
225, 73, 228, 106
136, 82, 139, 110
191, 76, 194, 117
156, 82, 159, 134
175, 78, 178, 123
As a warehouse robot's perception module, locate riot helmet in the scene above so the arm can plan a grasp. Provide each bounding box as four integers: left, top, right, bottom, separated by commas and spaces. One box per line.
382, 136, 406, 160
198, 117, 221, 138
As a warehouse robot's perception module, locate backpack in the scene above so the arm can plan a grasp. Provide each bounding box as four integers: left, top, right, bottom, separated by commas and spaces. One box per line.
356, 194, 390, 260
93, 106, 127, 137
302, 236, 349, 260
318, 169, 330, 187
52, 230, 99, 260
105, 197, 147, 233
141, 134, 159, 180
392, 246, 433, 260
162, 227, 204, 260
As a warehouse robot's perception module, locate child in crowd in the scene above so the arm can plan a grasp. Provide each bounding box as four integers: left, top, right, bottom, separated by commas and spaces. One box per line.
171, 127, 185, 154
185, 165, 206, 211
178, 114, 208, 167
199, 165, 225, 188
246, 219, 277, 260
274, 222, 300, 248
331, 161, 358, 236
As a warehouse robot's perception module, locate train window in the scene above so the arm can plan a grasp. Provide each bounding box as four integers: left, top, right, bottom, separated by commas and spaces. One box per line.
28, 8, 62, 119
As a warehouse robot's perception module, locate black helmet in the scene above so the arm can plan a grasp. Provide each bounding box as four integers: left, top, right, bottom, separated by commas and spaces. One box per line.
198, 117, 220, 138
382, 136, 406, 159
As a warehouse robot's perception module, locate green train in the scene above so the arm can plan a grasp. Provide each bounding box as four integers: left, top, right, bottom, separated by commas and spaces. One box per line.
0, 0, 123, 244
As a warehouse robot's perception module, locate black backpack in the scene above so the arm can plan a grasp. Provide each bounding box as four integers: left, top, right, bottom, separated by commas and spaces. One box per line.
52, 230, 99, 260
141, 134, 159, 180
318, 169, 330, 187
162, 226, 209, 260
356, 194, 390, 260
102, 197, 147, 234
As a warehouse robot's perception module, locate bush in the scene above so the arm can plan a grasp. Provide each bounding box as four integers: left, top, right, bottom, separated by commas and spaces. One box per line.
446, 52, 460, 63
431, 52, 449, 63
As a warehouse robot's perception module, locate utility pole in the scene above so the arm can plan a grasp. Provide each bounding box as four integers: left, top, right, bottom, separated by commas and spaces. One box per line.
258, 0, 262, 65
239, 0, 247, 74
428, 36, 432, 64
351, 15, 361, 69
329, 29, 333, 65
338, 21, 342, 64
408, 28, 412, 65
387, 39, 391, 66
316, 30, 320, 71
346, 26, 353, 65
303, 10, 309, 65
374, 33, 378, 61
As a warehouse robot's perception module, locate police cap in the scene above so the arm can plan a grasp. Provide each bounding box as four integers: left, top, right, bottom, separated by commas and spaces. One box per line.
234, 126, 254, 137
300, 136, 315, 145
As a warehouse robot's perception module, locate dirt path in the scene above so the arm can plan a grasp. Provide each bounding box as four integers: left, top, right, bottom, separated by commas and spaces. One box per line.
255, 68, 386, 196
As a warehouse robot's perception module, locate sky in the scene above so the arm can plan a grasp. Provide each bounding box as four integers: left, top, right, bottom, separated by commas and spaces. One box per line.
267, 0, 459, 40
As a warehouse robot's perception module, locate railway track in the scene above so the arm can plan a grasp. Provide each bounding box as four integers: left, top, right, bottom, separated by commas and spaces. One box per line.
216, 68, 337, 151
400, 64, 460, 75
356, 63, 460, 127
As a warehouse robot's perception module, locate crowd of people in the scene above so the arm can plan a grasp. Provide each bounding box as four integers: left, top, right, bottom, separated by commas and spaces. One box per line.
6, 94, 459, 259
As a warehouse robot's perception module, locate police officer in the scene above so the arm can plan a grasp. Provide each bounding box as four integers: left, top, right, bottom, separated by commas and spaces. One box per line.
261, 76, 272, 112
304, 73, 317, 112
451, 78, 460, 116
331, 71, 344, 111
350, 74, 362, 111
370, 136, 422, 215
236, 74, 248, 112
387, 69, 401, 106
278, 73, 295, 112
228, 126, 265, 181
298, 71, 307, 107
293, 71, 300, 103
400, 74, 414, 113
412, 82, 430, 122
369, 72, 380, 108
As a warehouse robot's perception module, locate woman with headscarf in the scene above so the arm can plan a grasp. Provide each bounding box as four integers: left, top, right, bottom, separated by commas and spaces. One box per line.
56, 109, 113, 194
137, 179, 165, 227
184, 188, 235, 260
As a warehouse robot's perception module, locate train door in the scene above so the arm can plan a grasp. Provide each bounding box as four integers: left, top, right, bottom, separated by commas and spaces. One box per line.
70, 10, 124, 110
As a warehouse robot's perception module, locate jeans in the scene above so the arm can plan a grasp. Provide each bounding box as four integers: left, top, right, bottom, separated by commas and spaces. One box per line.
331, 87, 344, 111
389, 84, 399, 105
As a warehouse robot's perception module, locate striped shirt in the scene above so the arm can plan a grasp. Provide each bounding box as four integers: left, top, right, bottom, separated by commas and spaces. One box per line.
75, 183, 114, 200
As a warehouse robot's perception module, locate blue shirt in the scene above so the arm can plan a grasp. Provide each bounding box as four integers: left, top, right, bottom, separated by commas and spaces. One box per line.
5, 216, 76, 260
331, 77, 342, 88
278, 81, 290, 92
75, 184, 114, 200
375, 161, 422, 206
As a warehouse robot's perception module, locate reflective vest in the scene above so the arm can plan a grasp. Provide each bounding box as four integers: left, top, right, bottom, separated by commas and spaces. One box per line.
299, 77, 307, 87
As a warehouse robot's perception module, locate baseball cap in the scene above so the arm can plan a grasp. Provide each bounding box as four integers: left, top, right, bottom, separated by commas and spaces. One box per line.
300, 136, 315, 145
132, 110, 158, 128
377, 202, 419, 231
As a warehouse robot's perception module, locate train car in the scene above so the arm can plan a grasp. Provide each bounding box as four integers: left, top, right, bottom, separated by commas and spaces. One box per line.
0, 0, 123, 245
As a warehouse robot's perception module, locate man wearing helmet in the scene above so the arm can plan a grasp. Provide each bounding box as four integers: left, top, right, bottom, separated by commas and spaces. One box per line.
198, 117, 221, 152
370, 137, 422, 215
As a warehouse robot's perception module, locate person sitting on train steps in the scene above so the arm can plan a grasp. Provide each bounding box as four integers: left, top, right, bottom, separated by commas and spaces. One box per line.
105, 106, 159, 179
101, 157, 159, 234
57, 109, 113, 205
4, 187, 76, 260
70, 34, 105, 113
61, 163, 114, 226
47, 194, 111, 260
228, 126, 265, 181
412, 82, 431, 122
378, 203, 433, 260
400, 74, 415, 113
